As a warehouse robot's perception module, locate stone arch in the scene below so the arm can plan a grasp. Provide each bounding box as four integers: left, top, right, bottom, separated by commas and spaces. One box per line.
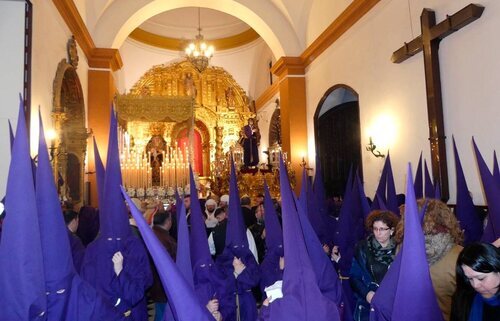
314, 84, 361, 197
92, 0, 302, 57
52, 59, 87, 207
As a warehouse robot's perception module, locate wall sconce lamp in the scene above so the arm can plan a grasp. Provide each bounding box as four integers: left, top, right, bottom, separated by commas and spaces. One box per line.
366, 137, 385, 158
300, 156, 314, 173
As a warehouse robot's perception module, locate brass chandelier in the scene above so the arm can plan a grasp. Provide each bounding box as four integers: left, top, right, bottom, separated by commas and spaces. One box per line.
185, 8, 214, 73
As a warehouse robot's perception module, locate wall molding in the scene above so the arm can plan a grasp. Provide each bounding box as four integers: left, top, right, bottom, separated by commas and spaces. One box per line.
52, 0, 123, 71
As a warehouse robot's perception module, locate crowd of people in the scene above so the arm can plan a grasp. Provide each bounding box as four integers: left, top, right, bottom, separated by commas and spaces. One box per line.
1, 105, 499, 321
55, 189, 499, 321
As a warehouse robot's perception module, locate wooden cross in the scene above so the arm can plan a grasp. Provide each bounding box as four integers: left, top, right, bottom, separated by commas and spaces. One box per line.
392, 4, 484, 201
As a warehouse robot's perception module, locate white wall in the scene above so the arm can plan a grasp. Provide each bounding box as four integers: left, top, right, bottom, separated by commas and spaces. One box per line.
30, 0, 88, 155
305, 0, 500, 205
0, 0, 25, 196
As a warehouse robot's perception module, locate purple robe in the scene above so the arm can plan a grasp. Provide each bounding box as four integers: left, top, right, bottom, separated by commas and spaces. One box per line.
242, 125, 259, 167
216, 249, 260, 321
259, 250, 283, 296
81, 235, 153, 320
67, 229, 86, 273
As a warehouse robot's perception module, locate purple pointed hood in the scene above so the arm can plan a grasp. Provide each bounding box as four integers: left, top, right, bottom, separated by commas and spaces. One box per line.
414, 153, 423, 199
312, 155, 333, 244
267, 155, 340, 321
93, 137, 105, 206
355, 170, 371, 219
335, 167, 364, 275
452, 137, 483, 244
385, 154, 399, 214
263, 182, 283, 255
36, 111, 75, 319
177, 202, 194, 288
188, 165, 213, 267
424, 160, 435, 199
472, 138, 500, 241
373, 155, 389, 205
122, 187, 213, 321
0, 98, 46, 319
296, 178, 343, 305
369, 250, 403, 321
493, 151, 500, 183
8, 119, 14, 151
391, 164, 443, 321
225, 158, 249, 254
100, 108, 130, 239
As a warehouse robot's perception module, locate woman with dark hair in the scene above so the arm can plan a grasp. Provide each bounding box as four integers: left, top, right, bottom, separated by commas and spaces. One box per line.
451, 243, 500, 321
350, 210, 400, 321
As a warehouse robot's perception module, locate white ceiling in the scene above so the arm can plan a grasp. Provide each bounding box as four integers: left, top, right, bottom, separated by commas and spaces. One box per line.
140, 7, 252, 40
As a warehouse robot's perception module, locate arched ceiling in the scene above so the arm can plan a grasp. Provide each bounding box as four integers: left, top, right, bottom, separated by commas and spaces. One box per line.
90, 0, 306, 58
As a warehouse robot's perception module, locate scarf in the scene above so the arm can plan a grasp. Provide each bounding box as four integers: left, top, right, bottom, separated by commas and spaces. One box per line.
367, 235, 396, 266
468, 293, 500, 321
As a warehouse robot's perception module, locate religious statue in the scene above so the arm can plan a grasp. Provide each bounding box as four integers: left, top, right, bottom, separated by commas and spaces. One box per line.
184, 72, 197, 98
240, 118, 260, 167
225, 87, 235, 110
146, 135, 166, 186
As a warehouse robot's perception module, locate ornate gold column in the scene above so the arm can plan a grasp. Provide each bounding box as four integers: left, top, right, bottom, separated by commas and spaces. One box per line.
271, 57, 308, 194
52, 111, 67, 194
87, 48, 122, 206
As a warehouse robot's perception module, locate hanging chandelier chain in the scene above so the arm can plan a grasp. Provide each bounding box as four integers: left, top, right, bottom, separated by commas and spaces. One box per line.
184, 7, 214, 73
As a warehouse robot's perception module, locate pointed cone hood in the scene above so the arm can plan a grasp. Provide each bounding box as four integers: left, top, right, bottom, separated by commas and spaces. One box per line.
335, 166, 364, 275
0, 97, 46, 319
452, 137, 483, 244
267, 155, 340, 321
472, 138, 500, 241
303, 166, 328, 243
385, 154, 399, 214
188, 165, 213, 267
225, 157, 248, 250
263, 182, 283, 253
369, 250, 403, 321
121, 187, 213, 321
93, 137, 106, 206
36, 111, 75, 317
8, 119, 14, 152
493, 151, 500, 183
296, 181, 343, 305
424, 160, 435, 199
100, 108, 130, 238
355, 170, 371, 219
376, 193, 388, 211
414, 153, 423, 199
374, 155, 389, 204
176, 202, 194, 288
313, 154, 327, 216
298, 167, 308, 205
391, 164, 443, 321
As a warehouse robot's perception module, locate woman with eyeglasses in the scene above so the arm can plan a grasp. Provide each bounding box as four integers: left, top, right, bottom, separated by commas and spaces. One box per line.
349, 210, 400, 321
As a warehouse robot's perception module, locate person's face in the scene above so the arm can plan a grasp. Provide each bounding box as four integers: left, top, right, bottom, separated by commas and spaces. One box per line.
462, 265, 500, 298
255, 205, 264, 220
206, 205, 216, 213
216, 212, 227, 223
184, 197, 191, 209
372, 220, 392, 246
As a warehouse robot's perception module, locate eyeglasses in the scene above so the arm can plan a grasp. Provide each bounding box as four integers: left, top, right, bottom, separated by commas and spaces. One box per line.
372, 227, 391, 232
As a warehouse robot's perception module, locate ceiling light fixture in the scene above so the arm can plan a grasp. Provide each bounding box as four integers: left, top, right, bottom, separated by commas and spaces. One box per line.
185, 7, 214, 73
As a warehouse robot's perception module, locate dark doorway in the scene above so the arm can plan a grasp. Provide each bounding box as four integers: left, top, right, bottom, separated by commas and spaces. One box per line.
315, 86, 361, 198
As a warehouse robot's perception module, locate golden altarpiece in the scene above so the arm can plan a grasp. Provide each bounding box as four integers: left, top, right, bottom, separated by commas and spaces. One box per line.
115, 61, 284, 199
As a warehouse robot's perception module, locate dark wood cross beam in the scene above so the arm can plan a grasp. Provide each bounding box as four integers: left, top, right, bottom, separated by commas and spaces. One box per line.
392, 4, 484, 201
